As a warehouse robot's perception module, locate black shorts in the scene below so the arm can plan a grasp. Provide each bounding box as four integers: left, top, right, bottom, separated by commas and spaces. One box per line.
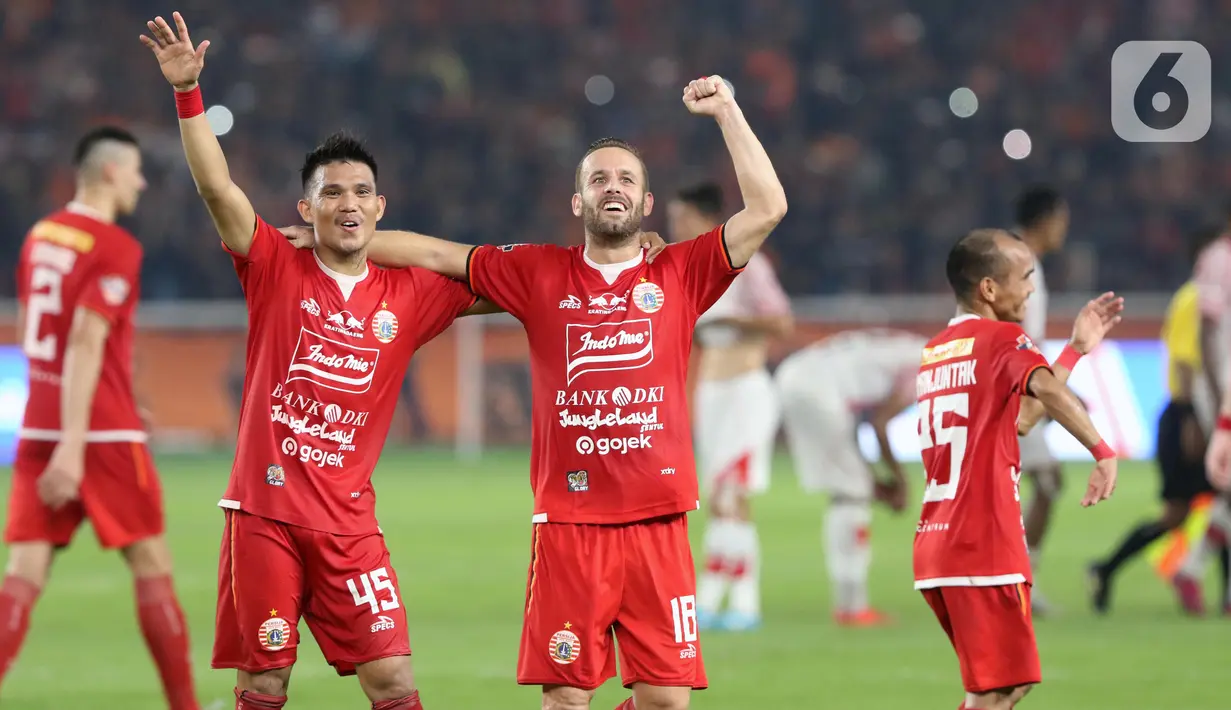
1156, 400, 1213, 501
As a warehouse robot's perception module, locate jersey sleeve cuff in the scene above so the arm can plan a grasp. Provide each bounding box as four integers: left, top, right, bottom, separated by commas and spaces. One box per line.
465, 245, 480, 294
1020, 363, 1051, 396
75, 301, 120, 325
717, 222, 747, 273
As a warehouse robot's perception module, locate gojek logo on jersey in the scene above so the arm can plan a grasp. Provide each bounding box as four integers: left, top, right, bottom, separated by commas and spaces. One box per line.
565, 320, 653, 384
281, 437, 346, 468
574, 434, 653, 456
286, 328, 380, 394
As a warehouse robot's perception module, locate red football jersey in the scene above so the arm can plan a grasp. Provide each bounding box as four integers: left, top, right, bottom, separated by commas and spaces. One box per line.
467, 225, 742, 524
17, 204, 145, 443
221, 218, 476, 534
913, 314, 1050, 589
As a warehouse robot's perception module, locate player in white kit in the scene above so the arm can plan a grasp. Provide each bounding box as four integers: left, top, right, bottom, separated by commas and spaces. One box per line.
667, 182, 792, 631
1012, 186, 1070, 614
775, 329, 925, 625
1177, 221, 1231, 614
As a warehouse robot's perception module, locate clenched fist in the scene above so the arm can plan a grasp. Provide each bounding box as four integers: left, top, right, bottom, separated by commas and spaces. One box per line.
683, 76, 736, 116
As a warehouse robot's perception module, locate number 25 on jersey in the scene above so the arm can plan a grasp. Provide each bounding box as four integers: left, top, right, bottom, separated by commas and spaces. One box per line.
918, 393, 969, 503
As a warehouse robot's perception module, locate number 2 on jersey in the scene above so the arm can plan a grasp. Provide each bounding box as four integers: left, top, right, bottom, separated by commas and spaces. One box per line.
23, 265, 65, 362
917, 393, 969, 503
347, 567, 400, 615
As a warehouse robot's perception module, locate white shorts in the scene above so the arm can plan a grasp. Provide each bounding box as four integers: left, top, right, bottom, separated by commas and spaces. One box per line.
775, 365, 872, 500
694, 369, 780, 495
1017, 424, 1055, 470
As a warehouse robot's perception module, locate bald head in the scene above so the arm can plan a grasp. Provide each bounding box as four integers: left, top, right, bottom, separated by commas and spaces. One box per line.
946, 229, 1024, 303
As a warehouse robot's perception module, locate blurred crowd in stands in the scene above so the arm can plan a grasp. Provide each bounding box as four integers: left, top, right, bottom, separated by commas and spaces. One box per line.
3, 0, 1230, 299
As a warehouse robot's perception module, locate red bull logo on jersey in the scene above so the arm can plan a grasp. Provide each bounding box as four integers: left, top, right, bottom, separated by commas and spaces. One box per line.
286, 328, 380, 394
588, 292, 629, 315
565, 319, 654, 384
325, 309, 366, 338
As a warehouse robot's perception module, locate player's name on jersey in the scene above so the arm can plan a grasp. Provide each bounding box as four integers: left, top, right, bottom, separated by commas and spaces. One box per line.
916, 360, 977, 398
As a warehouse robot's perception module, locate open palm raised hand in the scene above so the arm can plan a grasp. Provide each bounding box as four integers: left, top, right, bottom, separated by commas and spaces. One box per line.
139, 11, 210, 90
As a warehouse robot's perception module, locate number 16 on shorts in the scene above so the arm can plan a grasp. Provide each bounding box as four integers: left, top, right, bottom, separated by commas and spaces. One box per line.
1112, 41, 1210, 142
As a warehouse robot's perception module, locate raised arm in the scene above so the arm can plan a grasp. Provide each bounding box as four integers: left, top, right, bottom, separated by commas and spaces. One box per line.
683, 76, 788, 268
1018, 292, 1123, 435
141, 13, 256, 255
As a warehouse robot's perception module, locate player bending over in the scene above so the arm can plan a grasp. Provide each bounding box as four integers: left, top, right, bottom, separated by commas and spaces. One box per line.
775, 329, 925, 626
141, 13, 495, 709
916, 229, 1120, 710
1010, 186, 1070, 614
2, 126, 201, 708
305, 75, 785, 709
1090, 227, 1223, 613
667, 181, 792, 632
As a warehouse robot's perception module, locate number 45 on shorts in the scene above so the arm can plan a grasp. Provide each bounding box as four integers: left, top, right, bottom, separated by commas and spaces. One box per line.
347, 567, 401, 614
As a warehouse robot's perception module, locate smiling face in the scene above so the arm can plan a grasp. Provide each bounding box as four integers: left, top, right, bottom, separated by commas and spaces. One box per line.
297, 160, 385, 257
571, 146, 654, 247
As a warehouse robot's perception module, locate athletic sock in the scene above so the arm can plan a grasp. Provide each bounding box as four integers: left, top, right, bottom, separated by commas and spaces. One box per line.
727, 520, 761, 618
613, 698, 635, 710
373, 691, 423, 709
824, 502, 872, 614
697, 518, 738, 614
235, 688, 286, 709
1100, 521, 1167, 577
137, 575, 199, 710
0, 576, 40, 689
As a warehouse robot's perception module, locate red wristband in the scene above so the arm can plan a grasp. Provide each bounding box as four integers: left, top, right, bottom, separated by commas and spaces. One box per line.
1218, 414, 1231, 432
1089, 440, 1116, 461
1054, 344, 1082, 372
175, 85, 204, 119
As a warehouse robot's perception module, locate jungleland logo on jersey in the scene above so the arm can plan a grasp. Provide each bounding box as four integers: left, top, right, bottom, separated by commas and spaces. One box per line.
286, 328, 380, 394
565, 320, 654, 384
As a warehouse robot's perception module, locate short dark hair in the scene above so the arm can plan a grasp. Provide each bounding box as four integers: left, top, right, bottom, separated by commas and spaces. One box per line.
1014, 185, 1065, 229
946, 229, 1015, 303
73, 126, 138, 168
675, 182, 724, 218
574, 137, 648, 192
300, 131, 378, 191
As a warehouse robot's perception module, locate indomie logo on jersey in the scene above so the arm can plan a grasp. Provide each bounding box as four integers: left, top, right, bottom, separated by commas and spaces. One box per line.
286, 328, 380, 394
565, 320, 654, 384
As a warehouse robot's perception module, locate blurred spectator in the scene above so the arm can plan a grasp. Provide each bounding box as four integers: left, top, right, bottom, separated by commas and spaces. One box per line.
3, 0, 1230, 298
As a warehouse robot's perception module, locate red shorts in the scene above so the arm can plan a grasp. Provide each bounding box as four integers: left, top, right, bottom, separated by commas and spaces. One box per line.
517, 513, 707, 691
4, 439, 164, 549
920, 583, 1042, 693
212, 510, 411, 676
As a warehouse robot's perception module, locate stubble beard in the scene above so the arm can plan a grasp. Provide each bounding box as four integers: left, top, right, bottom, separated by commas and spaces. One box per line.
583, 200, 645, 249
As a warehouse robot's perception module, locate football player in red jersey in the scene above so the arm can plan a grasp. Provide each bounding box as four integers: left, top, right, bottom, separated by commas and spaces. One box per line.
2, 126, 202, 708
306, 74, 786, 710
141, 13, 497, 710
915, 229, 1121, 710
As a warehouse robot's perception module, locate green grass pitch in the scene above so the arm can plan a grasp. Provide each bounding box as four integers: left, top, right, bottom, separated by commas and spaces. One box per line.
0, 452, 1226, 708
